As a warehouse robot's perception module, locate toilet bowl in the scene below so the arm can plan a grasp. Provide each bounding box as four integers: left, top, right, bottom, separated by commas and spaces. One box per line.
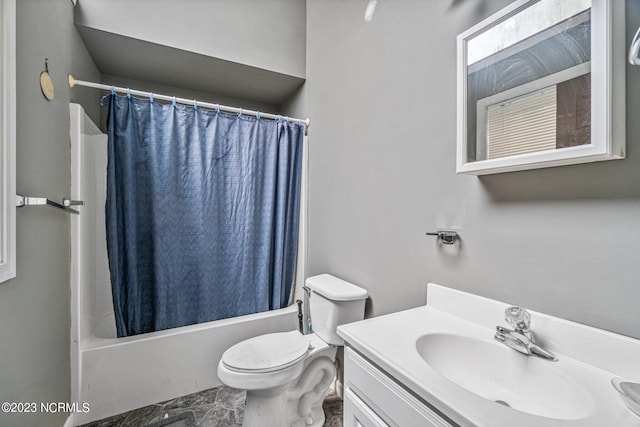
217, 274, 367, 427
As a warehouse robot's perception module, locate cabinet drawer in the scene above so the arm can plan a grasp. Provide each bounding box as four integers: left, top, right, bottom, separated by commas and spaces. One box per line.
344, 388, 390, 427
344, 346, 454, 427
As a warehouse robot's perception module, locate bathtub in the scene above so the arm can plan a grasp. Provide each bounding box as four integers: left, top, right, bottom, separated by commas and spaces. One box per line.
76, 307, 297, 425
69, 104, 299, 425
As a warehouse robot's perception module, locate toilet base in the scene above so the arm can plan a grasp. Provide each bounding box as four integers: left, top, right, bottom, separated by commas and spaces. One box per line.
240, 356, 336, 427
284, 356, 336, 427
243, 384, 290, 427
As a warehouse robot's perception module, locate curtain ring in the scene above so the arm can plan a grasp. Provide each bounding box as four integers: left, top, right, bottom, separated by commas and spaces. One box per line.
193, 99, 198, 110
126, 88, 131, 99
215, 104, 220, 114
110, 86, 116, 96
276, 115, 282, 123
256, 111, 261, 120
237, 108, 242, 117
172, 96, 177, 107
149, 92, 154, 103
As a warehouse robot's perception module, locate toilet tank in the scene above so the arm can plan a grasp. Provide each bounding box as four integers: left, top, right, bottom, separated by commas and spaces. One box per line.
306, 274, 368, 346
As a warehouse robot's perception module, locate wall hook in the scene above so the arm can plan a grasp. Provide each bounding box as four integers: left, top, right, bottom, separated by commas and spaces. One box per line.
40, 58, 55, 101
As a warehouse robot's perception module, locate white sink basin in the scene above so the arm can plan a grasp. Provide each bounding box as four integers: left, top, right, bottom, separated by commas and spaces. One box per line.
338, 284, 640, 426
416, 333, 594, 420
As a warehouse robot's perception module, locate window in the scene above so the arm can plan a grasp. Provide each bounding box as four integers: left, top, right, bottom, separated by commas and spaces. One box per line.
475, 62, 591, 163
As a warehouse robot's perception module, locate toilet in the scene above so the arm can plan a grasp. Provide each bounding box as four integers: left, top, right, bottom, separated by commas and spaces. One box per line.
217, 274, 367, 427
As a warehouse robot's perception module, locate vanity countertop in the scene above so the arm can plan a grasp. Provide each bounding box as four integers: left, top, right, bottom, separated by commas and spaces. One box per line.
337, 284, 640, 427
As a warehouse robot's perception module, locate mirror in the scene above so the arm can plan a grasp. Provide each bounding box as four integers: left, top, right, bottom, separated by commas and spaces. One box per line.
456, 0, 625, 175
0, 0, 16, 283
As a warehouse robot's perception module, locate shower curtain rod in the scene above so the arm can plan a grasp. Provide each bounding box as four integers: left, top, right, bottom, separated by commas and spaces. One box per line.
67, 74, 310, 129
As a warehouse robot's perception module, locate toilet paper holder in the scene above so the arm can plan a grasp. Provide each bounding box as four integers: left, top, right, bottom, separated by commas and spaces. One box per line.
426, 230, 458, 245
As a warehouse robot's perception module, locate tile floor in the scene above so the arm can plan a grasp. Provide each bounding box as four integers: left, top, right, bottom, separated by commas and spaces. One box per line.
80, 385, 343, 427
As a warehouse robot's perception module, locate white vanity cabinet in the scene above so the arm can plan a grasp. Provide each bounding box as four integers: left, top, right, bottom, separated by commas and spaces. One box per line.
343, 347, 454, 427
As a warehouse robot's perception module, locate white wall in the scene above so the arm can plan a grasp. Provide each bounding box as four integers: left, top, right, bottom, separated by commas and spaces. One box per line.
284, 0, 640, 339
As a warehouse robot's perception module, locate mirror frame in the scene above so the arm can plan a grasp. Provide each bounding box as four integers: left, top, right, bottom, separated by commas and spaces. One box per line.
0, 0, 16, 283
456, 0, 625, 175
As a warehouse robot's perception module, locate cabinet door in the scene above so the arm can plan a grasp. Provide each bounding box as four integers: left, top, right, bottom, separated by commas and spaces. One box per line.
344, 388, 389, 427
344, 347, 454, 427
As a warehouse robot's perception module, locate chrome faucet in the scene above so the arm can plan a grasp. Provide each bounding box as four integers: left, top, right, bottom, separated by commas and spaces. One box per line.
494, 306, 558, 362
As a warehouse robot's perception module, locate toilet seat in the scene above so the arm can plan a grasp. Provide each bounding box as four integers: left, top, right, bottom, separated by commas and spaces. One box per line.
222, 330, 310, 373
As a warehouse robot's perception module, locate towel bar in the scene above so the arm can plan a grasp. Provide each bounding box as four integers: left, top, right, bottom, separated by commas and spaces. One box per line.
16, 194, 82, 215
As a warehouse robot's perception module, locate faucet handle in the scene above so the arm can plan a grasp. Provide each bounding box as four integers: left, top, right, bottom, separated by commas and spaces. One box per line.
505, 306, 531, 332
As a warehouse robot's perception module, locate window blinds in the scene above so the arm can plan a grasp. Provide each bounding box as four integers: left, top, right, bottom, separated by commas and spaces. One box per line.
485, 86, 557, 160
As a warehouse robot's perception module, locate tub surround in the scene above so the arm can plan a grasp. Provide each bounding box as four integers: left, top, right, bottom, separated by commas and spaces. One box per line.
337, 284, 640, 426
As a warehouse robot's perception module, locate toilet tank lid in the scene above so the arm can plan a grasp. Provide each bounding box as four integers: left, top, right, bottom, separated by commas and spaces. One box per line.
305, 274, 368, 301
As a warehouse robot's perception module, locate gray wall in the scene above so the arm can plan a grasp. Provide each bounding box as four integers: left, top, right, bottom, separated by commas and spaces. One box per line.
76, 0, 306, 78
1, 2, 637, 426
75, 0, 306, 105
0, 1, 100, 426
288, 0, 640, 339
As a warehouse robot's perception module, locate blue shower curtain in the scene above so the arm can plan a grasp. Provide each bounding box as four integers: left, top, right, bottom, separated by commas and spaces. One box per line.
103, 94, 304, 337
